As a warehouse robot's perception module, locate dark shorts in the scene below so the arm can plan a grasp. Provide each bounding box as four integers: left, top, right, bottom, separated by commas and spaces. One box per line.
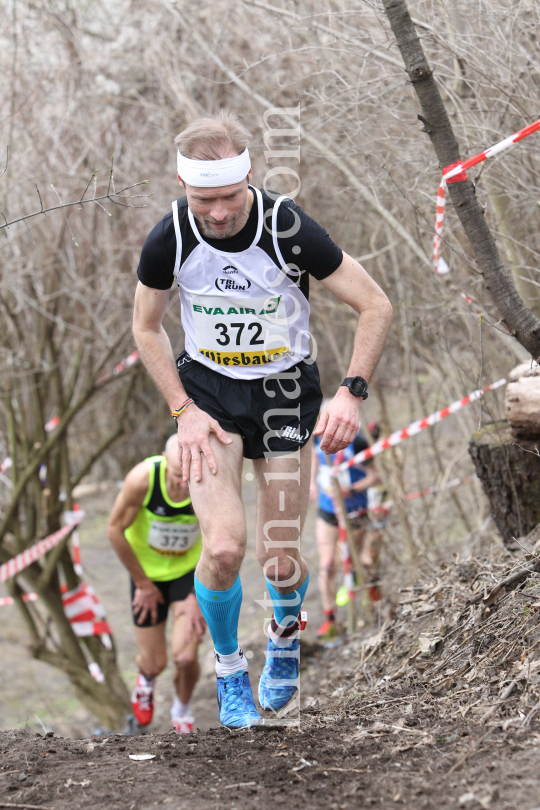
176, 351, 322, 459
318, 507, 368, 531
130, 570, 195, 628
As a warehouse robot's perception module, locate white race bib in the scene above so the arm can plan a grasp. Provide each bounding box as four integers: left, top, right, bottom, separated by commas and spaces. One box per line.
317, 465, 351, 495
147, 521, 200, 555
367, 486, 383, 510
190, 293, 290, 369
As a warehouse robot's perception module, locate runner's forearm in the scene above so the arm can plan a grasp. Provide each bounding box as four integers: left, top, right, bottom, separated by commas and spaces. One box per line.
320, 253, 392, 384
133, 323, 188, 411
345, 304, 392, 383
108, 527, 152, 588
350, 468, 380, 493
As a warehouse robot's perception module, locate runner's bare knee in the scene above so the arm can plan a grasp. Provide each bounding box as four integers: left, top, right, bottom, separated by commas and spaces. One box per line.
201, 510, 247, 573
138, 654, 167, 679
319, 562, 336, 575
172, 645, 197, 670
260, 551, 300, 584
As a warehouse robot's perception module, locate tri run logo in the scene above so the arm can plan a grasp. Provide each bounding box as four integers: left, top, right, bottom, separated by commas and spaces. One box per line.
215, 277, 251, 292
279, 425, 309, 443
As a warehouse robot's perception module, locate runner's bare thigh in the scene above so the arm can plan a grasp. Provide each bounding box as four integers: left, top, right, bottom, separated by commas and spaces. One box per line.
252, 441, 312, 584
188, 432, 246, 588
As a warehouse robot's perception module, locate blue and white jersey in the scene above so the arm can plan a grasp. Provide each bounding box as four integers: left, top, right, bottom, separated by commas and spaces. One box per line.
315, 434, 369, 515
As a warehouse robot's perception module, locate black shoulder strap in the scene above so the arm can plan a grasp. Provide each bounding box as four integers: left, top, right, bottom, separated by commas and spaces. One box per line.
145, 460, 165, 514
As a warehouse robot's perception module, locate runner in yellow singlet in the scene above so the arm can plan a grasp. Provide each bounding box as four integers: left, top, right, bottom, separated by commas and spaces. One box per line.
107, 436, 205, 733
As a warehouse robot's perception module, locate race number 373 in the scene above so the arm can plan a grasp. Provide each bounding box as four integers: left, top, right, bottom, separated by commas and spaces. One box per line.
190, 293, 290, 368
147, 522, 200, 555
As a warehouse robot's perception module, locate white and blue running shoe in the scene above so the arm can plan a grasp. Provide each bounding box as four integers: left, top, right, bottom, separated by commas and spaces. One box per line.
217, 671, 261, 728
259, 636, 300, 711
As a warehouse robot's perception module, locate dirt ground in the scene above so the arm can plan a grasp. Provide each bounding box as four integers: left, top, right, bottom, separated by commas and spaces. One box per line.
2, 703, 540, 809
3, 471, 540, 809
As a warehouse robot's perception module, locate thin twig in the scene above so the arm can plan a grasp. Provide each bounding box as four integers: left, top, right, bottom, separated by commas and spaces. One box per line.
0, 804, 56, 810
34, 183, 44, 213
78, 170, 98, 204
479, 680, 517, 724
107, 155, 114, 198
0, 180, 149, 230
446, 728, 494, 775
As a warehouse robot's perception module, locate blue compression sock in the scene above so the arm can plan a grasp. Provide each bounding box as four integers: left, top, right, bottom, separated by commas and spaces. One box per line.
194, 575, 243, 655
266, 574, 310, 629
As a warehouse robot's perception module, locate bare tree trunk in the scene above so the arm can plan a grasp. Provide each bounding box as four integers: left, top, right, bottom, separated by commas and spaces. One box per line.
469, 422, 540, 547
381, 0, 540, 358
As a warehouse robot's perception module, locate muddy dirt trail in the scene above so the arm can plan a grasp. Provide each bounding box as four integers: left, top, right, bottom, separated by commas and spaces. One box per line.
1, 709, 539, 809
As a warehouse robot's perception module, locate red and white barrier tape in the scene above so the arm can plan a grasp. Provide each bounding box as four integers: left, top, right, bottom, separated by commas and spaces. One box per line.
346, 475, 469, 520
0, 457, 13, 475
461, 291, 481, 316
44, 416, 60, 432
0, 513, 84, 584
0, 582, 112, 643
0, 592, 38, 607
0, 584, 111, 681
63, 505, 84, 575
460, 291, 510, 335
433, 118, 540, 274
375, 475, 470, 515
433, 182, 450, 275
401, 474, 468, 503
62, 581, 113, 642
332, 378, 506, 474
97, 349, 139, 383
0, 509, 111, 681
326, 452, 357, 601
71, 531, 83, 576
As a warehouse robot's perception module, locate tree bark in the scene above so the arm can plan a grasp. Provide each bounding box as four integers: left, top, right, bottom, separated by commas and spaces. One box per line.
381, 0, 540, 358
469, 422, 540, 546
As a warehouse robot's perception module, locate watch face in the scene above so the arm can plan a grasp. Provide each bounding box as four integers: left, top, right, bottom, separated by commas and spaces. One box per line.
350, 376, 368, 397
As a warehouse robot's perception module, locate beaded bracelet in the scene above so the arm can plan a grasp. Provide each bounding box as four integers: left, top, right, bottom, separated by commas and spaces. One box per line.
171, 398, 194, 421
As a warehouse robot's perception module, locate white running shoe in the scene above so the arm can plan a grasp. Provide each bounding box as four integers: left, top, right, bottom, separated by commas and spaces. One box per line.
172, 716, 195, 734
131, 674, 155, 726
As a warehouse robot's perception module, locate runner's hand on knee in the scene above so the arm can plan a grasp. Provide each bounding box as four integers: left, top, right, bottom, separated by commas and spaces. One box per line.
133, 581, 164, 626
176, 405, 232, 482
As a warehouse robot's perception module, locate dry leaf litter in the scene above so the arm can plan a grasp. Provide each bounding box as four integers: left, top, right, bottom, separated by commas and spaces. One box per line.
302, 547, 540, 751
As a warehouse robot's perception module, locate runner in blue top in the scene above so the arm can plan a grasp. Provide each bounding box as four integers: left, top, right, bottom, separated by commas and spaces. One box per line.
310, 417, 381, 637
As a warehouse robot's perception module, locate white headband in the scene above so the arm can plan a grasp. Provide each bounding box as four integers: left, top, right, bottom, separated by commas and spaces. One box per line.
177, 148, 251, 187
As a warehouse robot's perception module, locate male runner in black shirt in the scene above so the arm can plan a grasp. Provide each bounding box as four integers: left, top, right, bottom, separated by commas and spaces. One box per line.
132, 110, 392, 728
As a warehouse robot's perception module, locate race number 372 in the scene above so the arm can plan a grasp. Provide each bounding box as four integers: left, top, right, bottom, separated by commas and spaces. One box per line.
190, 293, 290, 367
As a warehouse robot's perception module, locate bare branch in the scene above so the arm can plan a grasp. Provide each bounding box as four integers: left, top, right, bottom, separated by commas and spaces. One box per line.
78, 169, 99, 204
0, 180, 150, 231
158, 0, 431, 268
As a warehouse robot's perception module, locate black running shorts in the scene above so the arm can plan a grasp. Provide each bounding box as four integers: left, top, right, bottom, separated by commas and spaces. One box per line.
176, 351, 323, 459
318, 507, 369, 531
130, 569, 195, 628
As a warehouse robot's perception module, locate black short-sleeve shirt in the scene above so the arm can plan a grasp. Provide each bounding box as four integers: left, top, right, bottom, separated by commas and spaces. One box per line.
137, 188, 343, 298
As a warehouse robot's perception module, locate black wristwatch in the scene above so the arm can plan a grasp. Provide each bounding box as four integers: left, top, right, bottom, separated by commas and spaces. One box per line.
341, 376, 369, 399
